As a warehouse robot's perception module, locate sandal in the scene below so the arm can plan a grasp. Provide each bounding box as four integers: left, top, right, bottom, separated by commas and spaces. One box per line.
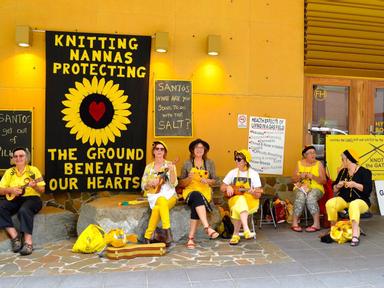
19, 243, 33, 256
291, 225, 303, 232
305, 226, 320, 233
243, 230, 256, 240
10, 235, 22, 253
350, 236, 360, 247
204, 226, 219, 239
229, 235, 240, 245
186, 237, 196, 249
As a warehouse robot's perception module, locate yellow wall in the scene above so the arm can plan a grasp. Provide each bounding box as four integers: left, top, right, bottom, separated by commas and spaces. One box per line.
0, 0, 304, 178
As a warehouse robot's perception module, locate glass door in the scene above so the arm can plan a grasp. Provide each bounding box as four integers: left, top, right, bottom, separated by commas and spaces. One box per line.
304, 77, 352, 159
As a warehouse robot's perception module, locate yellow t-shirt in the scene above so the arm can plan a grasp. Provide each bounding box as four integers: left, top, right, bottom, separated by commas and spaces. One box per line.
297, 160, 324, 193
0, 165, 46, 197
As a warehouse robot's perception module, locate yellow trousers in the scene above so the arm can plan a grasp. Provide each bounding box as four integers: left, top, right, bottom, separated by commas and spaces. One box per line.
229, 194, 259, 220
144, 196, 177, 239
326, 197, 369, 224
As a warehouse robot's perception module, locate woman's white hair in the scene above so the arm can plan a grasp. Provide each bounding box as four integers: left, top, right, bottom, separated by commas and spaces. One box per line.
9, 147, 30, 165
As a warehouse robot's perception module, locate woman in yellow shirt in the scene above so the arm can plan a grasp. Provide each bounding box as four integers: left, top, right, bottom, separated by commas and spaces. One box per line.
291, 146, 326, 232
0, 147, 46, 255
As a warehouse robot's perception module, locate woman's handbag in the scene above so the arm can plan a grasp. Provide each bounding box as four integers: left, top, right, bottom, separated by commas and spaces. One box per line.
320, 176, 334, 228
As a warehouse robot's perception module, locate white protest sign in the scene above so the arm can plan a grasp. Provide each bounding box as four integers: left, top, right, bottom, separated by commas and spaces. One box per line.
374, 180, 384, 216
248, 116, 286, 175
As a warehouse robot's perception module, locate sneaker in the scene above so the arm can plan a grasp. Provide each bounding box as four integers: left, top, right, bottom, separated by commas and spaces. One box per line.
19, 243, 33, 256
243, 230, 256, 240
11, 236, 22, 253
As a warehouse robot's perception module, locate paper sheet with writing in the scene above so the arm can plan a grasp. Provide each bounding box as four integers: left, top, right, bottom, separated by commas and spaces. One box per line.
248, 116, 286, 175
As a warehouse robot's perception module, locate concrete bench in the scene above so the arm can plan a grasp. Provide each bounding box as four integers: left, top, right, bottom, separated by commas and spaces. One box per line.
0, 206, 76, 252
77, 195, 221, 242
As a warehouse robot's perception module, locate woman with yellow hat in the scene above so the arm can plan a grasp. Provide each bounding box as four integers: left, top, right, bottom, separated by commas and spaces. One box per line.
141, 140, 178, 246
326, 149, 372, 246
291, 145, 326, 232
179, 139, 219, 249
220, 149, 262, 245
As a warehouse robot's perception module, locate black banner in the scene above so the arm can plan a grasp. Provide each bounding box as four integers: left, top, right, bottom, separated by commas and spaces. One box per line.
45, 31, 151, 193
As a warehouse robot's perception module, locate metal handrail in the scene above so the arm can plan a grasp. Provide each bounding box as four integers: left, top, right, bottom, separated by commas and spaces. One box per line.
308, 126, 348, 135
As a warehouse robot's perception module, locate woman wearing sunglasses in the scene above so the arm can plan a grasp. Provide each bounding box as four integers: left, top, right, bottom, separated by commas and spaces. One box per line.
221, 149, 262, 245
141, 140, 178, 246
179, 138, 219, 249
0, 147, 46, 256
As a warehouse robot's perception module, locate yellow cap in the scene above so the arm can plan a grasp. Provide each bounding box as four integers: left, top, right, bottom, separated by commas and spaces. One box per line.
235, 149, 252, 163
153, 140, 168, 151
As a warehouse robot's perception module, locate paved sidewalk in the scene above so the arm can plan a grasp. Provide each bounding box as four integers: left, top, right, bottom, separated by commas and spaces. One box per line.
0, 231, 291, 277
1, 217, 384, 288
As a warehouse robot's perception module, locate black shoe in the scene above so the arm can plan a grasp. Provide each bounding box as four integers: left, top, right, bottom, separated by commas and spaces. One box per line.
144, 238, 151, 244
19, 243, 33, 256
11, 236, 22, 253
350, 236, 360, 247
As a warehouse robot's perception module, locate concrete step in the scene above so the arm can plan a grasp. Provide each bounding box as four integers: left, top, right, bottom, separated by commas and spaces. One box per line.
0, 206, 76, 252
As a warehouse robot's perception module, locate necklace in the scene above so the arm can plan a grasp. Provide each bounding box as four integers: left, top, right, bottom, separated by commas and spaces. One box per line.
193, 158, 205, 170
345, 165, 358, 181
341, 165, 359, 197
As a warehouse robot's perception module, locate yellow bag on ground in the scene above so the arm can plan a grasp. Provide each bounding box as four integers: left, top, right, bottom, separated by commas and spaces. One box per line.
72, 224, 106, 253
330, 220, 352, 244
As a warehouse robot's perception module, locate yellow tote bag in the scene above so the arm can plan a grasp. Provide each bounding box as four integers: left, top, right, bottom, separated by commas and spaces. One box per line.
72, 224, 106, 253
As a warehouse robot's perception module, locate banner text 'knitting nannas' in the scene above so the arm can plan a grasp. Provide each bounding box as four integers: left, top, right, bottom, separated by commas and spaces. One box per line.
45, 31, 151, 193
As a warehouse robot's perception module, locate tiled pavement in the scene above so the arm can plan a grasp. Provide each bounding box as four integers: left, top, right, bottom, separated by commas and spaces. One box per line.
1, 216, 384, 288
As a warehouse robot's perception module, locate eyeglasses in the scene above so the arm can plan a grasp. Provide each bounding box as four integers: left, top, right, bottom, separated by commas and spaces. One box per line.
194, 145, 205, 150
154, 147, 165, 151
235, 157, 244, 162
13, 154, 25, 158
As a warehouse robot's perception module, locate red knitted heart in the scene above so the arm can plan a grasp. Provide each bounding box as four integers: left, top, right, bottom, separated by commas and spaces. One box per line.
89, 101, 105, 122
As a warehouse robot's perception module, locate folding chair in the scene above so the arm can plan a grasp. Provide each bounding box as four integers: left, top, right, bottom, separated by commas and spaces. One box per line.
258, 195, 277, 229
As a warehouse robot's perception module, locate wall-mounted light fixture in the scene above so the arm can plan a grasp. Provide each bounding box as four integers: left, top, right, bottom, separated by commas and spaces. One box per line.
16, 25, 32, 47
155, 32, 168, 53
207, 35, 221, 56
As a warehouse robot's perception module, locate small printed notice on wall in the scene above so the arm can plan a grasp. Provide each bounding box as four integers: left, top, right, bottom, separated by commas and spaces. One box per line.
237, 114, 247, 128
248, 116, 286, 175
